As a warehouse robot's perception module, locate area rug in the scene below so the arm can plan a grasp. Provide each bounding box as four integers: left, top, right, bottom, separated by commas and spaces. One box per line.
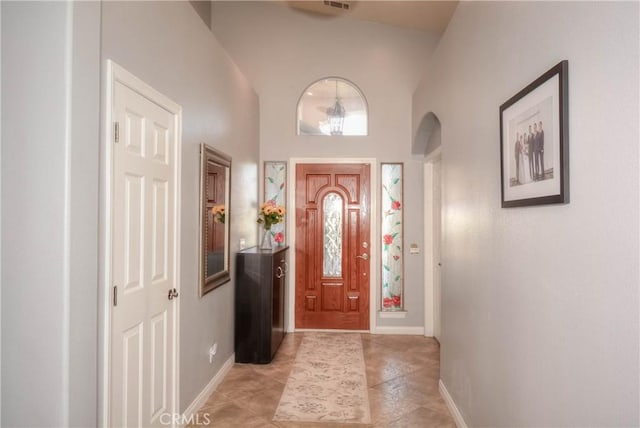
273, 332, 371, 424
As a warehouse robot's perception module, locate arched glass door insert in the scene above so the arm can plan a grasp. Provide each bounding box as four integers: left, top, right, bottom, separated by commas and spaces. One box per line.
297, 77, 368, 136
322, 192, 343, 278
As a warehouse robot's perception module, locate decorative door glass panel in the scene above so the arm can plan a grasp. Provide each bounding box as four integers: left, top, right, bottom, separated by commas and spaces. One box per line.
381, 163, 404, 311
264, 161, 287, 245
323, 192, 343, 277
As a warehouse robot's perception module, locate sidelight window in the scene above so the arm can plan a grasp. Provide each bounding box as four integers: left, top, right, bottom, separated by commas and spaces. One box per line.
263, 161, 287, 245
381, 163, 404, 311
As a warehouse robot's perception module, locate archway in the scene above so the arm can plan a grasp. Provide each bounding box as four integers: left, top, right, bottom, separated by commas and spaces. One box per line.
413, 111, 441, 158
415, 112, 442, 340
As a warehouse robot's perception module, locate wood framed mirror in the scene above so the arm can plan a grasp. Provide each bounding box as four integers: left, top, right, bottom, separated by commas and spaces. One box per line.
199, 144, 231, 296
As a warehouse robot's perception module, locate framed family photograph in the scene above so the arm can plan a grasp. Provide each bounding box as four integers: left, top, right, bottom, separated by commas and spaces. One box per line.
500, 60, 569, 208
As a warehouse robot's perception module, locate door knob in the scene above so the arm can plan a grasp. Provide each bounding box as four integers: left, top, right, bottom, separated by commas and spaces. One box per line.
356, 253, 369, 261
168, 288, 179, 300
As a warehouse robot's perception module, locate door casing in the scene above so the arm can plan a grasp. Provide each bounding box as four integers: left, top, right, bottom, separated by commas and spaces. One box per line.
287, 158, 378, 333
99, 60, 182, 427
423, 148, 442, 338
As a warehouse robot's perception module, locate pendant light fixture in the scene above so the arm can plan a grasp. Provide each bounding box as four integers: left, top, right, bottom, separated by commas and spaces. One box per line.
326, 80, 346, 136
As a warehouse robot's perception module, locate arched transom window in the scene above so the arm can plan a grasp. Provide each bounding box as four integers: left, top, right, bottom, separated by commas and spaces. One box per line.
297, 77, 368, 136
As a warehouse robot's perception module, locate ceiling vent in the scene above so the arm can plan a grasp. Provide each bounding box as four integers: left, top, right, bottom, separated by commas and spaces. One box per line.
323, 1, 351, 11
285, 1, 356, 17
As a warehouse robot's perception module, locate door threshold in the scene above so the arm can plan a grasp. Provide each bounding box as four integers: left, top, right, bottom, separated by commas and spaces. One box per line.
294, 328, 370, 333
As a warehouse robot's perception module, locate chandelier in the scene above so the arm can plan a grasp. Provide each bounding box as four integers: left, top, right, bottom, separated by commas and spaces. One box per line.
326, 81, 346, 136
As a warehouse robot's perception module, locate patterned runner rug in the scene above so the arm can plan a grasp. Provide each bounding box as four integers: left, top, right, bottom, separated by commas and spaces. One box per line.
273, 333, 371, 424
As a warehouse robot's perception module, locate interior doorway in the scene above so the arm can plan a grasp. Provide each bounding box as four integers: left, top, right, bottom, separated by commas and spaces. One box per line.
424, 155, 442, 341
416, 112, 442, 340
432, 157, 442, 341
103, 61, 182, 427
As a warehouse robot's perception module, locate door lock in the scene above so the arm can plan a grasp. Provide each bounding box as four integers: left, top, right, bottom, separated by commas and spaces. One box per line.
356, 253, 369, 261
168, 288, 179, 300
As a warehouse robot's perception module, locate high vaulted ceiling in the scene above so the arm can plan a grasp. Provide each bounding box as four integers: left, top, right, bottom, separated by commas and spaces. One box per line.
281, 1, 458, 34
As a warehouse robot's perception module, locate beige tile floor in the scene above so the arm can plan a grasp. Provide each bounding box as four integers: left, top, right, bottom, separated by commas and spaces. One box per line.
193, 333, 455, 427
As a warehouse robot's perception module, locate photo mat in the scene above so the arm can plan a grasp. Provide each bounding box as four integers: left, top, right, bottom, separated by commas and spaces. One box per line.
500, 60, 569, 207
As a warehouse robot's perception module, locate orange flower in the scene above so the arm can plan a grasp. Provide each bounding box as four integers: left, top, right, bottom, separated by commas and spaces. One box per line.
211, 205, 225, 224
257, 202, 286, 228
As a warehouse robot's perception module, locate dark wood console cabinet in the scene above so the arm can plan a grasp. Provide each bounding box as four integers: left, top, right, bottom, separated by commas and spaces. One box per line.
235, 246, 288, 364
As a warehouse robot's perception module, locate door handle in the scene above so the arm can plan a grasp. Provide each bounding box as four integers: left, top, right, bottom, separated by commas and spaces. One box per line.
356, 253, 369, 261
276, 266, 284, 279
168, 288, 179, 300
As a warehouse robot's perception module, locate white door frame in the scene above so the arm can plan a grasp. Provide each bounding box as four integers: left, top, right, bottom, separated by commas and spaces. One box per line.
99, 60, 182, 427
423, 148, 442, 338
286, 157, 378, 334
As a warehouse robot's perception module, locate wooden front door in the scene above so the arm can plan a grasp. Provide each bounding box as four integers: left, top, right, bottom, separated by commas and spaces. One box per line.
295, 163, 370, 330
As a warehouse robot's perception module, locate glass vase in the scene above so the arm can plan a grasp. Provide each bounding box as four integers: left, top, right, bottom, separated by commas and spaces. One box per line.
260, 227, 272, 250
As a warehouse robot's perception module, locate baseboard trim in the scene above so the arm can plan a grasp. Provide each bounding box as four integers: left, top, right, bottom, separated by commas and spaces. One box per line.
373, 326, 425, 335
294, 328, 369, 333
291, 326, 427, 336
181, 353, 234, 423
378, 310, 408, 319
439, 379, 468, 428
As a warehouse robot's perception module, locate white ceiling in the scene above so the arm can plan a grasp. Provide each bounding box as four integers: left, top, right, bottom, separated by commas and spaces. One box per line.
282, 0, 458, 34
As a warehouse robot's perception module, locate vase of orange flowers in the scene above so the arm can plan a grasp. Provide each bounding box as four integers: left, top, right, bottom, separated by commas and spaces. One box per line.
257, 200, 285, 250
211, 204, 225, 224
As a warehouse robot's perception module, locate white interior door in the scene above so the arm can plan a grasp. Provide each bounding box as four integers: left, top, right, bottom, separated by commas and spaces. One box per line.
110, 77, 180, 428
433, 158, 442, 342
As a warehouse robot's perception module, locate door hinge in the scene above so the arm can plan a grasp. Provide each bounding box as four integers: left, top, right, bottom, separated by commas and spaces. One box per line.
114, 122, 120, 143
113, 285, 118, 306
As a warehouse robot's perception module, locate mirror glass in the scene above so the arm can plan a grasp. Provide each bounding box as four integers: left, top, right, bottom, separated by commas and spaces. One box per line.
200, 144, 231, 296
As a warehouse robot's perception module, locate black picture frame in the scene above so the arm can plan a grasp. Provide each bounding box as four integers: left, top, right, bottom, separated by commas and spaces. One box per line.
500, 60, 569, 208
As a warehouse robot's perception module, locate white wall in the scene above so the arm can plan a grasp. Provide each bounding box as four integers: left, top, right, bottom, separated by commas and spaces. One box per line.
211, 1, 439, 328
0, 2, 3, 422
68, 3, 101, 426
2, 1, 259, 424
1, 2, 101, 426
2, 5, 68, 423
101, 1, 260, 412
413, 1, 639, 426
189, 0, 212, 29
